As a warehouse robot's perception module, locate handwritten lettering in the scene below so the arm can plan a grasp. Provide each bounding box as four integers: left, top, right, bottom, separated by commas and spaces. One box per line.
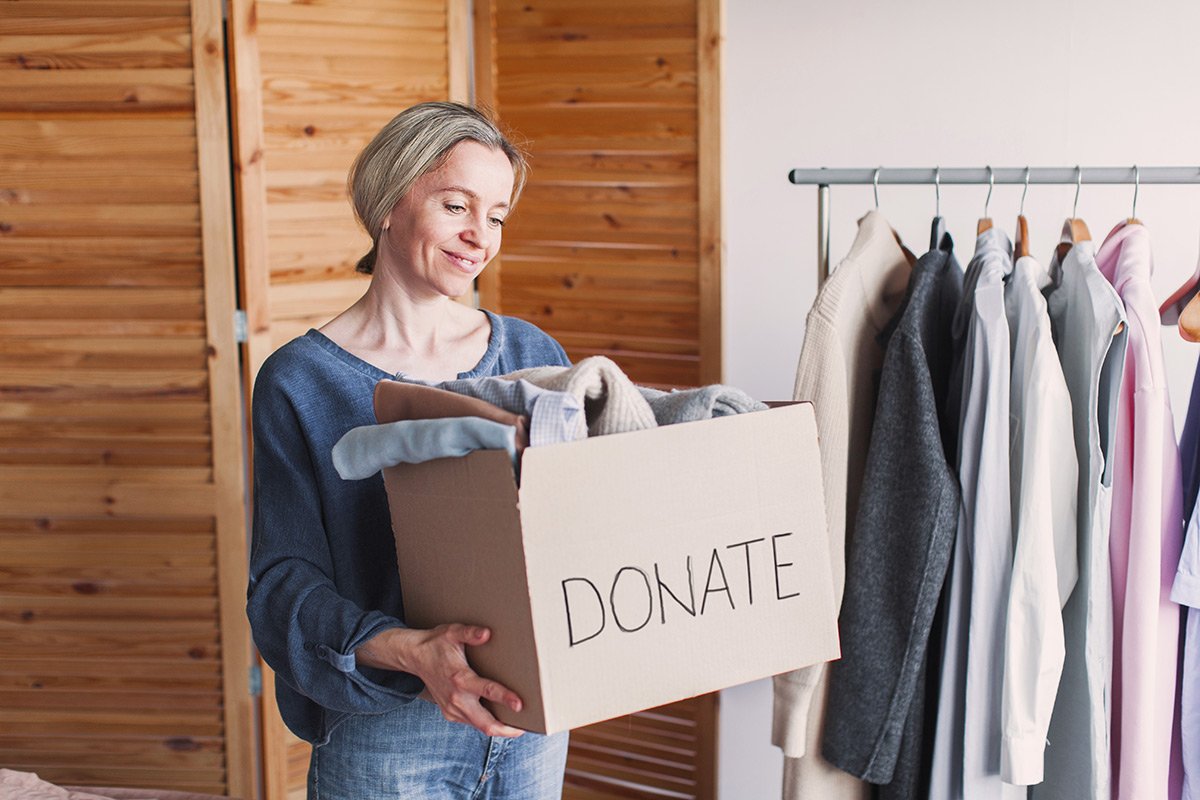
562, 532, 801, 647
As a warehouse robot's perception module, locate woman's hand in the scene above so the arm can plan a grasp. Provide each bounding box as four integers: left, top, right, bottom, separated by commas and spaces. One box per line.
355, 624, 525, 738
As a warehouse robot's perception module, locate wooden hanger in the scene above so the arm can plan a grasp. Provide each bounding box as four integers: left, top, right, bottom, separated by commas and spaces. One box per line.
1056, 167, 1091, 261
1161, 263, 1200, 325
1014, 168, 1031, 259
1015, 215, 1030, 259
977, 166, 994, 235
1181, 291, 1200, 342
1127, 165, 1142, 226
1162, 229, 1200, 326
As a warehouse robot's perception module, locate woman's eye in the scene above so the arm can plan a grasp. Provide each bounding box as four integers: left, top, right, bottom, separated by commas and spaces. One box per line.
444, 203, 465, 213
489, 217, 506, 228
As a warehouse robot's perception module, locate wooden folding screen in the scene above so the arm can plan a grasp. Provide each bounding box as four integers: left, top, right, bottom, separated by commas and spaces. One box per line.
476, 0, 721, 389
229, 0, 469, 381
0, 0, 253, 796
475, 1, 722, 796
226, 1, 468, 795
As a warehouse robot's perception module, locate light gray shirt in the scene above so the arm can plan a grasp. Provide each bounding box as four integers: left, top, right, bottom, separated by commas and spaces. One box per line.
929, 228, 1021, 800
1033, 234, 1128, 800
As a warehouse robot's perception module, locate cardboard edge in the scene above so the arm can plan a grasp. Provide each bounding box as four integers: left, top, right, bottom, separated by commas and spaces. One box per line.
383, 450, 551, 733
488, 454, 553, 734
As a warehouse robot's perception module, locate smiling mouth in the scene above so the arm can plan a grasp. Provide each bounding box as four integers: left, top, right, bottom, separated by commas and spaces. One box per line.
444, 250, 480, 271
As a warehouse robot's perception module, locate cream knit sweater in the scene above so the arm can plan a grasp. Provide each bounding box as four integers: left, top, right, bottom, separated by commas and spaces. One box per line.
502, 355, 657, 436
774, 210, 912, 800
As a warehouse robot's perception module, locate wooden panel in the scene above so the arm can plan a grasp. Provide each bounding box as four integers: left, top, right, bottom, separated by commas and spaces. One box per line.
562, 695, 718, 800
0, 0, 252, 795
481, 0, 720, 389
227, 2, 458, 797
481, 3, 722, 795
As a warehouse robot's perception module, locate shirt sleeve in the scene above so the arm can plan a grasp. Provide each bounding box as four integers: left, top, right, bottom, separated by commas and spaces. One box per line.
246, 376, 423, 714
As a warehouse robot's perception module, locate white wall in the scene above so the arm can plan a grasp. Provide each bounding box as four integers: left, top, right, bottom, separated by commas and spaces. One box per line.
719, 1, 1200, 796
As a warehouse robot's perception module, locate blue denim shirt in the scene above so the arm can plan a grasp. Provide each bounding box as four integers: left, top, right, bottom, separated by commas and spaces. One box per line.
247, 311, 570, 745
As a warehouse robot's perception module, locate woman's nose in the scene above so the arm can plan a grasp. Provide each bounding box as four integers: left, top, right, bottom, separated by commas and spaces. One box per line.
461, 214, 493, 250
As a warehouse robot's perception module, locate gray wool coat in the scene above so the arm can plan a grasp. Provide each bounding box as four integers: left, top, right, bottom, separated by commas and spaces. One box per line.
822, 221, 965, 799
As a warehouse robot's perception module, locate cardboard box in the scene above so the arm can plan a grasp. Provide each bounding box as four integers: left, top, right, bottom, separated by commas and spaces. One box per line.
381, 402, 839, 734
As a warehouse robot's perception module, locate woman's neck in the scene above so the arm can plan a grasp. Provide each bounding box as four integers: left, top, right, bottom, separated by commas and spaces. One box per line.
319, 273, 487, 380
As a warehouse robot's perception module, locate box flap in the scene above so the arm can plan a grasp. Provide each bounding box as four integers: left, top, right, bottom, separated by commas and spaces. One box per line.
382, 450, 547, 731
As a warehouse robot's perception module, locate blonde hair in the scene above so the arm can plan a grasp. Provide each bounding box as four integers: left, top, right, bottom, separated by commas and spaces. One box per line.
348, 102, 528, 274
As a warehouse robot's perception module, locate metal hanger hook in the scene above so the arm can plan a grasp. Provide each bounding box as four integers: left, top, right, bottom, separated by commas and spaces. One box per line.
1073, 165, 1083, 219
934, 166, 941, 217
984, 166, 994, 218
873, 167, 881, 209
1132, 164, 1140, 219
1020, 166, 1030, 216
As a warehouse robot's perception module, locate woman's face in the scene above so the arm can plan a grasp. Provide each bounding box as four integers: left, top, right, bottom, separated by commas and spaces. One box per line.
380, 140, 516, 299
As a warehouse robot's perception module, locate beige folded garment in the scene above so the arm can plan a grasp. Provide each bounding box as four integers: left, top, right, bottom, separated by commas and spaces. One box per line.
501, 355, 656, 437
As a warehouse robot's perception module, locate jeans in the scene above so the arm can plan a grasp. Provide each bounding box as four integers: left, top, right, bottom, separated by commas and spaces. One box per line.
308, 698, 570, 799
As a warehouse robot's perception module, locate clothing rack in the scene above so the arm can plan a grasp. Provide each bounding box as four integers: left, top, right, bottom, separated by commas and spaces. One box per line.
789, 166, 1200, 284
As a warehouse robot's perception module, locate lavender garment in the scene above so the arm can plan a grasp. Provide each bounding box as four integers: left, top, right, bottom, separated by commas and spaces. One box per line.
1096, 221, 1184, 800
1172, 357, 1200, 800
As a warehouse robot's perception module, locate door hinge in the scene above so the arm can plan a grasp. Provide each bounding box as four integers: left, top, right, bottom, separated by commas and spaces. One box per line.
249, 663, 262, 697
233, 309, 248, 343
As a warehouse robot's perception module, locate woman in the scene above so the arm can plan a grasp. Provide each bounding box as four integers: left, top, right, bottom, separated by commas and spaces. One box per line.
247, 102, 571, 799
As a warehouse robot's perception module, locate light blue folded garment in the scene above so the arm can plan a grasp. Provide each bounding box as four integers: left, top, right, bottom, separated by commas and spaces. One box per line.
332, 417, 517, 481
637, 384, 767, 425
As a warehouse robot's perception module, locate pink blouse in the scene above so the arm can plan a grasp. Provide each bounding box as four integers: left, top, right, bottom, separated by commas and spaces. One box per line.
1095, 220, 1185, 800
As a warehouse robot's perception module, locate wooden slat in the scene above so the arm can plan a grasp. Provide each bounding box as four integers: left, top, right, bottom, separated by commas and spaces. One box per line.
258, 0, 443, 9
526, 152, 698, 186
0, 400, 208, 421
0, 31, 192, 57
501, 106, 698, 141
494, 0, 694, 27
0, 481, 216, 517
0, 337, 208, 369
258, 1, 443, 27
3, 711, 222, 739
261, 74, 446, 110
0, 118, 196, 153
0, 77, 194, 112
0, 287, 204, 318
259, 50, 451, 80
0, 2, 192, 19
0, 566, 218, 597
494, 36, 695, 60
257, 31, 444, 60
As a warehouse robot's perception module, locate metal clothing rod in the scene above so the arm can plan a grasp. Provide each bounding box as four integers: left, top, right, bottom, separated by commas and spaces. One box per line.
797, 166, 1200, 284
790, 166, 1200, 185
